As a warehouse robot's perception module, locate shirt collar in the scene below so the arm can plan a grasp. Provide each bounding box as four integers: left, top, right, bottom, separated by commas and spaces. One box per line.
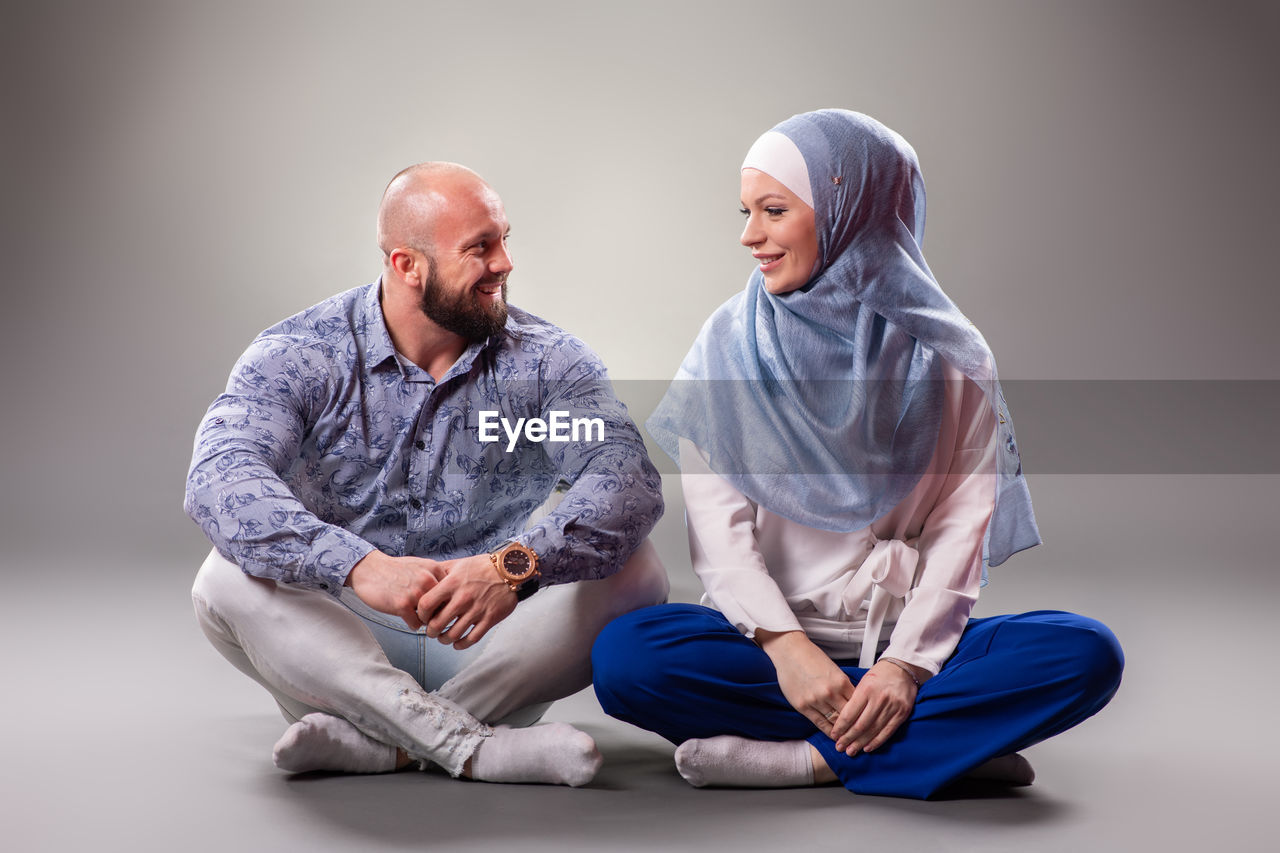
362, 278, 528, 379
360, 279, 400, 372
441, 314, 523, 380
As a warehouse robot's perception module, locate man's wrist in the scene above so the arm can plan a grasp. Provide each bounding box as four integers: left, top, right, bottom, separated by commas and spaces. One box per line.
488, 541, 542, 600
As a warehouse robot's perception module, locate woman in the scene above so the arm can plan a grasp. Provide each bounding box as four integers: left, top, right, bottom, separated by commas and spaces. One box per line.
591, 110, 1122, 799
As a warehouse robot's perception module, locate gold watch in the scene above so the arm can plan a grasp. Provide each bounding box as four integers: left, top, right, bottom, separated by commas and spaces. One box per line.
488, 541, 541, 601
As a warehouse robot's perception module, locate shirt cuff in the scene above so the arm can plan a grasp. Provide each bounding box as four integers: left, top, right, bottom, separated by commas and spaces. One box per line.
298, 526, 375, 595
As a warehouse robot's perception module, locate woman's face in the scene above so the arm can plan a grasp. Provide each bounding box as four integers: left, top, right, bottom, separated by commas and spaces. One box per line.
739, 168, 820, 295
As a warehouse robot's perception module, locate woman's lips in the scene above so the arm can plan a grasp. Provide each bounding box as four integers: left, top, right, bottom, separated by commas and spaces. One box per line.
755, 253, 784, 272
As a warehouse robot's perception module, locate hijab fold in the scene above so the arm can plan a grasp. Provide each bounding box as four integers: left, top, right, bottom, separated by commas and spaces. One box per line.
647, 109, 1039, 567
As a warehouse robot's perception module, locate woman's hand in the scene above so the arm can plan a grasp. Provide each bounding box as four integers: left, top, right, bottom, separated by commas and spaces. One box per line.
755, 629, 855, 738
830, 658, 923, 756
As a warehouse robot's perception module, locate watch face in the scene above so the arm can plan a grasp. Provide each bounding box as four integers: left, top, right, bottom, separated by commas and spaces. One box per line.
502, 549, 532, 578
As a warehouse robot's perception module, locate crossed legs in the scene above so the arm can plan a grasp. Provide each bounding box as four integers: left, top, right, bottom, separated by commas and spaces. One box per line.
593, 604, 1123, 799
192, 541, 669, 783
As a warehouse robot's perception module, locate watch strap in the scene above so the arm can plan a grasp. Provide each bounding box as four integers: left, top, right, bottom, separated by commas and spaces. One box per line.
514, 576, 540, 601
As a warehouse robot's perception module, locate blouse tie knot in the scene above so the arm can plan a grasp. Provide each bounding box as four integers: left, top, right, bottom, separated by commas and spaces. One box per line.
862, 537, 919, 599
854, 535, 920, 668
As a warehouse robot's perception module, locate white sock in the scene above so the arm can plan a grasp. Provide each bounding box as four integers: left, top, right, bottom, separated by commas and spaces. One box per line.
272, 713, 397, 774
467, 723, 602, 787
674, 736, 815, 788
965, 753, 1036, 786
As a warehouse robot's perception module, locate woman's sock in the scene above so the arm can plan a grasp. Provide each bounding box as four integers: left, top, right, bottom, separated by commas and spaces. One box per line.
674, 736, 814, 788
467, 723, 603, 787
272, 712, 397, 774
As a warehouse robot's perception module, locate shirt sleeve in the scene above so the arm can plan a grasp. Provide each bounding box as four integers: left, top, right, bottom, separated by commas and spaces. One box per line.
679, 438, 803, 638
517, 342, 664, 584
881, 377, 998, 675
183, 336, 374, 593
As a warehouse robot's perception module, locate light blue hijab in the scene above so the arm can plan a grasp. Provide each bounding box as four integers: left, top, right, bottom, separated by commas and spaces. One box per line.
647, 109, 1039, 566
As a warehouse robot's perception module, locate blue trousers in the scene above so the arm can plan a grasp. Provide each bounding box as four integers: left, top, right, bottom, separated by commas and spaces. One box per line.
592, 604, 1123, 799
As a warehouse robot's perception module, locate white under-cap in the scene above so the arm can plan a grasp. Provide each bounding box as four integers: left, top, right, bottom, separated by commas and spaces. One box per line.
741, 131, 814, 209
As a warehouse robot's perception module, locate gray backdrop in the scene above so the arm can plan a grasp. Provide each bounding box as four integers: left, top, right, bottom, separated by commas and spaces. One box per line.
3, 2, 1277, 851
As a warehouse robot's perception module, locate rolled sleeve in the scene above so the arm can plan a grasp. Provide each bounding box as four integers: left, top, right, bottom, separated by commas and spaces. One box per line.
882, 377, 997, 675
517, 343, 663, 583
680, 439, 803, 638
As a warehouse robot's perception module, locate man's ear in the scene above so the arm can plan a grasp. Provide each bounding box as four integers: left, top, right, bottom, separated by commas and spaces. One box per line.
389, 248, 427, 288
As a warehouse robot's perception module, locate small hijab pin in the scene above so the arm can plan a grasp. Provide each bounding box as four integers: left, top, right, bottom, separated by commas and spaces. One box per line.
831, 176, 843, 185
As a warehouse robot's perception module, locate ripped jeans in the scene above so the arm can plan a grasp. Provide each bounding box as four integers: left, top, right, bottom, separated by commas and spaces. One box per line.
191, 541, 669, 775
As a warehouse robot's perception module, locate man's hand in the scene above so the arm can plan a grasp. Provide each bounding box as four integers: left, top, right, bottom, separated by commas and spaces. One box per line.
345, 550, 446, 631
830, 658, 924, 756
756, 629, 856, 738
414, 554, 517, 650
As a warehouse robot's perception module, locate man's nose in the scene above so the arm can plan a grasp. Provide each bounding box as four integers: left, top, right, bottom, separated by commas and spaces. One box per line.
491, 242, 514, 275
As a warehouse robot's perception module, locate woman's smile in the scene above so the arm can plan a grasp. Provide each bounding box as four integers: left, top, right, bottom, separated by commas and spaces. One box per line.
739, 168, 819, 295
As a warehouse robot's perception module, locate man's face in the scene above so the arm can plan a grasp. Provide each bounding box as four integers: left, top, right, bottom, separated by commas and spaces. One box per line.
420, 260, 508, 342
419, 184, 513, 341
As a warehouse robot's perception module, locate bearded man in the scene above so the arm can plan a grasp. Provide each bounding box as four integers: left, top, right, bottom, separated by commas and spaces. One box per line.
185, 163, 667, 785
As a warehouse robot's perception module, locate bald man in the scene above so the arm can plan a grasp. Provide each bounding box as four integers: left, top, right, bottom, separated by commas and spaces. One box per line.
186, 163, 667, 786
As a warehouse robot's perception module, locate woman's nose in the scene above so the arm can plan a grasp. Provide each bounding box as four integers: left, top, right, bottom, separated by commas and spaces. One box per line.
740, 215, 762, 247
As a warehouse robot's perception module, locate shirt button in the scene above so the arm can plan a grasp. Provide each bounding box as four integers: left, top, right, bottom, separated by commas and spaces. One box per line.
409, 498, 423, 510
415, 440, 426, 451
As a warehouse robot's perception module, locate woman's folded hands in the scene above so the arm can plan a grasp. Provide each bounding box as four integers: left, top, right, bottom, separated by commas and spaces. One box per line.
756, 629, 921, 755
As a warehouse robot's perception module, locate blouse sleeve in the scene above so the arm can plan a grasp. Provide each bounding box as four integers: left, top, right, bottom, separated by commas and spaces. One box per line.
679, 438, 803, 638
881, 377, 998, 676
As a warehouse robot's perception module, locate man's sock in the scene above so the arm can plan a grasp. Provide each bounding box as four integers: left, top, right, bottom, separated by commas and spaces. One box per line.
467, 723, 602, 787
272, 713, 397, 774
964, 753, 1036, 786
674, 736, 814, 788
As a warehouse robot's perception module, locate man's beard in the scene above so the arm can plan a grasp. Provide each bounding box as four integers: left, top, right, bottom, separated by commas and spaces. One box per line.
420, 266, 509, 342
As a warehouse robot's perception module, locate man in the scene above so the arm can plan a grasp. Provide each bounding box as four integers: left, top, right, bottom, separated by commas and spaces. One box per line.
185, 162, 667, 786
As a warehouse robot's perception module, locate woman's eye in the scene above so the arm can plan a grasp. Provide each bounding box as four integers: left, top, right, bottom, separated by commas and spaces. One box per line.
764, 207, 786, 216
739, 207, 750, 217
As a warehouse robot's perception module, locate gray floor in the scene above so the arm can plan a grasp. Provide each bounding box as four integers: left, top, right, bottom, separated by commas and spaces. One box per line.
5, 474, 1278, 852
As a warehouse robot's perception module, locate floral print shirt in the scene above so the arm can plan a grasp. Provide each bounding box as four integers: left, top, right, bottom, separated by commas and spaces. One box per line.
185, 281, 663, 594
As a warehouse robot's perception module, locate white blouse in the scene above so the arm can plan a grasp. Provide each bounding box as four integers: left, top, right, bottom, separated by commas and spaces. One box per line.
679, 362, 998, 676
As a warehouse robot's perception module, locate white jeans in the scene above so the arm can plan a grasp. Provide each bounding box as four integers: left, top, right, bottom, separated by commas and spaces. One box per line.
191, 541, 669, 775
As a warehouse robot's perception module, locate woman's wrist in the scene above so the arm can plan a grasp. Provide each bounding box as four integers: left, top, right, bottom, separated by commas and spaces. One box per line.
755, 627, 803, 646
754, 628, 815, 664
878, 656, 928, 686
